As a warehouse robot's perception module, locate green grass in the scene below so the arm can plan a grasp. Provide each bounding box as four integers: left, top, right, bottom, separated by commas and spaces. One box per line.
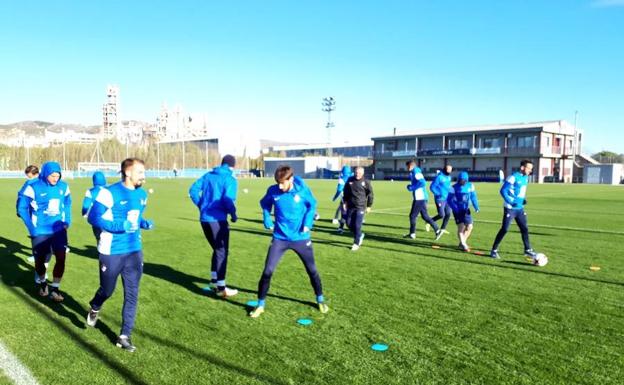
1, 177, 623, 385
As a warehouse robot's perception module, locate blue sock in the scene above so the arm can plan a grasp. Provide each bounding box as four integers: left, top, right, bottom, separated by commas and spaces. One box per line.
316, 295, 324, 304
258, 299, 266, 307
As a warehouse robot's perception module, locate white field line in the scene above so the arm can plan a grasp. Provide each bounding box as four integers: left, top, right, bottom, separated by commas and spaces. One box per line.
0, 341, 40, 385
371, 210, 624, 235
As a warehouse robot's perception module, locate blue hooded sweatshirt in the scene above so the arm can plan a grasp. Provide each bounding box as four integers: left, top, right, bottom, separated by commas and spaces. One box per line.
82, 171, 107, 216
189, 164, 238, 222
430, 170, 452, 201
332, 165, 353, 201
260, 176, 317, 242
447, 172, 479, 213
406, 166, 429, 201
17, 161, 72, 236
16, 178, 38, 216
500, 171, 528, 210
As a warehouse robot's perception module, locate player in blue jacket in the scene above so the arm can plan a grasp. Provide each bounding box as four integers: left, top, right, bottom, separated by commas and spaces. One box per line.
188, 155, 238, 298
16, 165, 51, 270
86, 158, 154, 352
249, 166, 328, 318
332, 165, 352, 232
490, 160, 540, 261
16, 165, 40, 217
82, 171, 107, 242
447, 171, 480, 252
17, 161, 71, 302
405, 160, 442, 240
430, 164, 453, 234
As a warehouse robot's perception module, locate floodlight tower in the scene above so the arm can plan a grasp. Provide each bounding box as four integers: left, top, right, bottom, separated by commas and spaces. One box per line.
321, 97, 336, 156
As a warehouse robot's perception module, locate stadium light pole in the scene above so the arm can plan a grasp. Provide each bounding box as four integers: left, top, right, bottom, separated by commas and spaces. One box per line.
321, 97, 336, 157
62, 127, 67, 170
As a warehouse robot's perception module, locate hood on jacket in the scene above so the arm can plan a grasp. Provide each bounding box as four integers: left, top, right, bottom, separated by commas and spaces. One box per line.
39, 162, 62, 183
212, 164, 233, 176
458, 171, 469, 182
340, 165, 352, 178
292, 175, 307, 191
92, 171, 106, 187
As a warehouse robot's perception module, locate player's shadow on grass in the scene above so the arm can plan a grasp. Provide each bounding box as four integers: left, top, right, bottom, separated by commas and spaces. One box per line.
135, 329, 291, 385
69, 244, 99, 260
143, 261, 318, 310
342, 236, 624, 287
0, 237, 144, 382
143, 262, 209, 297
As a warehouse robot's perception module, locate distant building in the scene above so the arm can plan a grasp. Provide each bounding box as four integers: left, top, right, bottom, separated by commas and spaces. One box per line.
584, 164, 624, 185
264, 141, 372, 158
264, 156, 341, 179
372, 120, 581, 183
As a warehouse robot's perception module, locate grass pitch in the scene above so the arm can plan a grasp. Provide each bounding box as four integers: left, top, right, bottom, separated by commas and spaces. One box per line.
0, 177, 623, 385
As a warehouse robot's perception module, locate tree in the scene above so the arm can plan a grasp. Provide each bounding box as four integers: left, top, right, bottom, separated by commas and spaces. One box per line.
592, 151, 624, 164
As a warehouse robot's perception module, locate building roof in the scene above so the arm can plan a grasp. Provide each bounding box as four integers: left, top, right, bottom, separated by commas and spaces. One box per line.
372, 120, 576, 140
269, 141, 373, 151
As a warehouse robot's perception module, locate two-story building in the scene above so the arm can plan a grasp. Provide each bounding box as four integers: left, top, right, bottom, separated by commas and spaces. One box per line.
372, 120, 580, 183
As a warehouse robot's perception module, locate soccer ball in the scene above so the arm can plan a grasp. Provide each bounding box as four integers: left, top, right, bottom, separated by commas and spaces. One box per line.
148, 188, 154, 194
243, 188, 249, 194
532, 253, 548, 267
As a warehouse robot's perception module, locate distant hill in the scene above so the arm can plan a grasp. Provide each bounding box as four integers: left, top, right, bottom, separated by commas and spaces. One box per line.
0, 121, 101, 135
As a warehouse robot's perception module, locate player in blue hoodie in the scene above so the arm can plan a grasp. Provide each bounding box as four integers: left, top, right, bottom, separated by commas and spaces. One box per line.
447, 171, 480, 252
16, 165, 51, 271
405, 160, 443, 241
16, 165, 40, 217
86, 158, 154, 352
249, 166, 328, 318
188, 155, 238, 298
82, 171, 107, 242
17, 161, 72, 302
332, 165, 352, 232
430, 164, 453, 234
490, 160, 540, 260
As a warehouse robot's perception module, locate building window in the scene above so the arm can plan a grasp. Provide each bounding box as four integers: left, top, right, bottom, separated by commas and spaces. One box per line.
517, 136, 535, 148
384, 141, 397, 151
450, 138, 469, 149
482, 137, 501, 148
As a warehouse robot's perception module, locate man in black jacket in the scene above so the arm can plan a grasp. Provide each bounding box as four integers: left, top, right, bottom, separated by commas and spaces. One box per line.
343, 166, 374, 251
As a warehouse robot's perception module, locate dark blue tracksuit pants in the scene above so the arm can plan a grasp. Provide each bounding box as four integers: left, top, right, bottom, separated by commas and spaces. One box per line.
346, 207, 365, 244
335, 201, 347, 228
431, 199, 452, 230
201, 221, 229, 285
90, 251, 143, 337
32, 229, 67, 279
492, 208, 532, 251
258, 239, 322, 301
409, 200, 439, 234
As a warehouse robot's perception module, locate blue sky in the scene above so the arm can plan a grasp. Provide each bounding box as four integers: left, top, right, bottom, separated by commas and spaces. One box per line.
0, 0, 622, 153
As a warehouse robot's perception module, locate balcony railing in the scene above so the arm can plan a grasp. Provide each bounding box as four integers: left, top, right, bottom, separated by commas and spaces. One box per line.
373, 146, 541, 158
